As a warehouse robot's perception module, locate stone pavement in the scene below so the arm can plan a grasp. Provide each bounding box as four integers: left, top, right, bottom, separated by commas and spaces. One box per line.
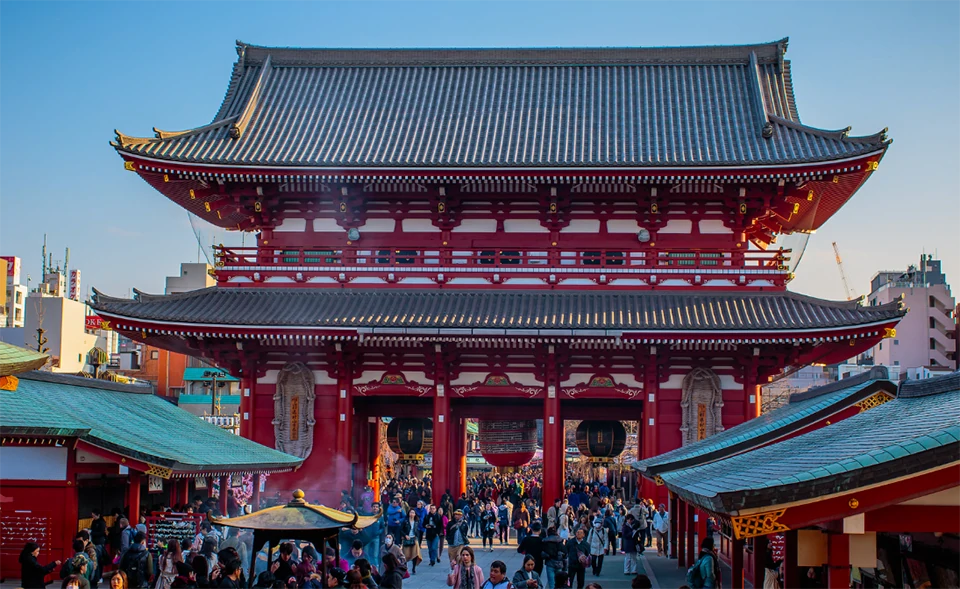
403, 538, 656, 589
0, 538, 732, 589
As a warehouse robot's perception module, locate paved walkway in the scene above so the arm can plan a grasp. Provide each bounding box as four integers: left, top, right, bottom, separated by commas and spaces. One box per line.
0, 539, 731, 589
403, 538, 656, 589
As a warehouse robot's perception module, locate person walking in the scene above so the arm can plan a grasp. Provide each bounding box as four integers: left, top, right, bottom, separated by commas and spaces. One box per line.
565, 529, 590, 589
378, 553, 404, 589
513, 503, 531, 545
400, 509, 422, 574
480, 504, 497, 552
540, 527, 565, 589
687, 537, 721, 589
512, 555, 542, 589
446, 547, 484, 589
482, 561, 510, 589
586, 520, 606, 577
652, 504, 669, 557
423, 504, 443, 566
516, 522, 544, 576
496, 500, 511, 545
620, 515, 639, 575
414, 501, 428, 548
445, 510, 470, 568
20, 542, 61, 588
386, 497, 404, 542
154, 539, 182, 589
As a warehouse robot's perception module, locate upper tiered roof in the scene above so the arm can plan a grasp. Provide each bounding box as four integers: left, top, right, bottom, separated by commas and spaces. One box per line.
113, 39, 889, 170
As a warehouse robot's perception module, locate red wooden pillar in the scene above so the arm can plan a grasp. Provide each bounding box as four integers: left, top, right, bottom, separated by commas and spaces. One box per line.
179, 479, 191, 507
336, 356, 354, 496
697, 509, 708, 551
252, 475, 261, 512
219, 476, 229, 515
65, 450, 79, 555
641, 356, 659, 501
127, 472, 142, 523
239, 373, 252, 439
447, 410, 461, 498
543, 388, 563, 508
731, 537, 745, 588
458, 417, 468, 496
686, 503, 696, 566
752, 535, 768, 589
353, 415, 369, 502
677, 498, 687, 567
669, 492, 678, 559
432, 387, 450, 502
370, 418, 382, 499
827, 533, 850, 589
784, 530, 799, 589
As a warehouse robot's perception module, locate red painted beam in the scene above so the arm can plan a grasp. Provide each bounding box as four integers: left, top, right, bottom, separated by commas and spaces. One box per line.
865, 505, 960, 534
778, 465, 959, 531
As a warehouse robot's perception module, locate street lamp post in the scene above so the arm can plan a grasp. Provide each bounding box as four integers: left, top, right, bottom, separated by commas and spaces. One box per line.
203, 370, 227, 416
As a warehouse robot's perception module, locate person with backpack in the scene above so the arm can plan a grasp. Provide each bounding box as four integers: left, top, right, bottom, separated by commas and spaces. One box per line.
118, 532, 154, 589
155, 539, 183, 589
686, 537, 721, 589
496, 501, 510, 545
539, 527, 564, 589
62, 557, 91, 589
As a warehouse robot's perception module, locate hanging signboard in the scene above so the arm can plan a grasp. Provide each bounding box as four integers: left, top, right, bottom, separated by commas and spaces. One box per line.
195, 476, 207, 490
230, 473, 243, 487
148, 475, 163, 494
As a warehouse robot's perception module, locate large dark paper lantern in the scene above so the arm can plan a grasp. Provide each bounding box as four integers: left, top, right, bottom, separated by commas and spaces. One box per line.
386, 418, 433, 463
575, 420, 627, 463
478, 420, 537, 468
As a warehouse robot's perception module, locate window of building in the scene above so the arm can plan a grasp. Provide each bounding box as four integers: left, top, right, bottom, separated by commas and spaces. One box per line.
879, 342, 883, 351
150, 350, 159, 360
894, 339, 899, 345
930, 338, 937, 350
929, 296, 936, 308
930, 317, 937, 329
894, 361, 900, 366
931, 358, 938, 366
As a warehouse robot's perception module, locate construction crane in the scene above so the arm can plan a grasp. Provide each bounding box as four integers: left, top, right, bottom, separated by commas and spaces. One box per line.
832, 242, 856, 300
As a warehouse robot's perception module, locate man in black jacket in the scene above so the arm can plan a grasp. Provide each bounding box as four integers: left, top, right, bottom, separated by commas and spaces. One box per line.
516, 522, 544, 575
423, 504, 444, 566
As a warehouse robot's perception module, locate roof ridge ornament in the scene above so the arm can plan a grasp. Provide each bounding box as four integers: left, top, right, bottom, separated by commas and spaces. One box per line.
748, 52, 773, 140
230, 54, 272, 140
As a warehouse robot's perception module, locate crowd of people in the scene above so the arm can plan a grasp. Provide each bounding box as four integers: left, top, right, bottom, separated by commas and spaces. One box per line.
19, 472, 691, 589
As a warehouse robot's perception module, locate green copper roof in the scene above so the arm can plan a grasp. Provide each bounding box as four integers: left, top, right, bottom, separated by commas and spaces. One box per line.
1, 372, 301, 475
634, 367, 894, 476
661, 371, 960, 514
0, 341, 49, 377
183, 367, 240, 382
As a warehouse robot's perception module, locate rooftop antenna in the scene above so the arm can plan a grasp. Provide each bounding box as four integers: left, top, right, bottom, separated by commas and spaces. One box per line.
41, 234, 47, 277
64, 247, 70, 279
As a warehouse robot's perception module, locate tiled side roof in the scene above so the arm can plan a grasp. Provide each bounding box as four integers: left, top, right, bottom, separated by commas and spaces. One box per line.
899, 371, 960, 398
1, 372, 301, 473
113, 39, 888, 168
635, 372, 896, 475
90, 288, 904, 332
661, 381, 960, 513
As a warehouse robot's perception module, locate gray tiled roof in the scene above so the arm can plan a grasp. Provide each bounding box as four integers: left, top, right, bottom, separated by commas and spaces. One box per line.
113, 39, 889, 168
90, 288, 904, 332
1, 371, 302, 474
661, 370, 960, 513
634, 367, 895, 476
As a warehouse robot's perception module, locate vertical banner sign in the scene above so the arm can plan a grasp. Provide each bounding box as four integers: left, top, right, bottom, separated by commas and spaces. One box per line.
289, 397, 300, 441
195, 476, 207, 490
148, 475, 164, 494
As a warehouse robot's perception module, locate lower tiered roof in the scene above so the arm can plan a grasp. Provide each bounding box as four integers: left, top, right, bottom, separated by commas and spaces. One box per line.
91, 288, 903, 337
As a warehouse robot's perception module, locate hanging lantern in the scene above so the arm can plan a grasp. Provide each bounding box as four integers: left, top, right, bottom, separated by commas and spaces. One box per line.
575, 420, 627, 464
386, 418, 433, 464
478, 420, 537, 468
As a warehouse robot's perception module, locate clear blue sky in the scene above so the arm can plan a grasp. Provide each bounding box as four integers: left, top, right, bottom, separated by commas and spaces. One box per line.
2, 1, 957, 300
